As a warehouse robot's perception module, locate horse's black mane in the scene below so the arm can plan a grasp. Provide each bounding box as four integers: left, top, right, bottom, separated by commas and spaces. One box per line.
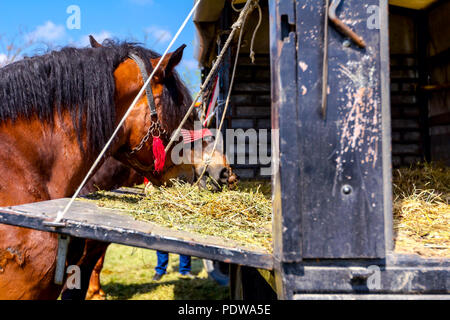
0, 40, 194, 153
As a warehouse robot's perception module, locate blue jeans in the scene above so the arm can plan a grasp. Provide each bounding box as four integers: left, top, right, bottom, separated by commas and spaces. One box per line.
155, 251, 191, 275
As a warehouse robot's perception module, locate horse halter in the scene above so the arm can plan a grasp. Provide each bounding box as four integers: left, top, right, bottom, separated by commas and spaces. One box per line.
127, 52, 167, 156
122, 52, 169, 175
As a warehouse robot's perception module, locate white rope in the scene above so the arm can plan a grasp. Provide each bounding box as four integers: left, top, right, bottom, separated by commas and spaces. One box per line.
53, 0, 203, 223
231, 1, 245, 12
232, 0, 262, 64
249, 2, 262, 64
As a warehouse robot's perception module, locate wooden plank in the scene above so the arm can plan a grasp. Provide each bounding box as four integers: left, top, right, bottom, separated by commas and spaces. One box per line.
0, 196, 273, 270
286, 252, 450, 296
295, 0, 388, 258
429, 112, 450, 126
270, 0, 303, 264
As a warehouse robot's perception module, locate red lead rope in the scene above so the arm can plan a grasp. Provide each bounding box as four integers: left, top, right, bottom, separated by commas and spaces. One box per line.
142, 136, 165, 184
152, 135, 166, 173
144, 128, 210, 180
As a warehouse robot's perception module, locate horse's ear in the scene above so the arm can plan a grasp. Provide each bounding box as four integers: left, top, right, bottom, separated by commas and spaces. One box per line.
165, 44, 186, 72
153, 44, 186, 79
89, 35, 102, 48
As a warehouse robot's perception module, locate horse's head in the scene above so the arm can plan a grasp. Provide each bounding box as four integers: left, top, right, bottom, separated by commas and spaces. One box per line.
189, 139, 238, 190
89, 37, 236, 190
147, 138, 238, 191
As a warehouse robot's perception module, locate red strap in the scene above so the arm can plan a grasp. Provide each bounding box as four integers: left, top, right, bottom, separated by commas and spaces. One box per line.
203, 76, 220, 127
180, 128, 213, 144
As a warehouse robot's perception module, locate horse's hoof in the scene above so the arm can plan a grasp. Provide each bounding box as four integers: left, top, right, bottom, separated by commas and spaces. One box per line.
89, 293, 106, 300
86, 289, 106, 300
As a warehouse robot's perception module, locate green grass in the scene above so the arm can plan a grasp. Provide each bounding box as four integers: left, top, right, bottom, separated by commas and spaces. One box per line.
100, 244, 229, 300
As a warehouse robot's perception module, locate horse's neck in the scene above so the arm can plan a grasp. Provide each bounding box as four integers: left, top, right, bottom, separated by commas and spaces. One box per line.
0, 112, 99, 205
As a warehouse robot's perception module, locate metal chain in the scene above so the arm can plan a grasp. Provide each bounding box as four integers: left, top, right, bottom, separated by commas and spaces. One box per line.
129, 121, 167, 155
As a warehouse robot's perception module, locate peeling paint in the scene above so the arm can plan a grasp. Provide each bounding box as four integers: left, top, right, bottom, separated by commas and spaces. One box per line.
301, 85, 308, 95
299, 61, 309, 72
332, 52, 381, 201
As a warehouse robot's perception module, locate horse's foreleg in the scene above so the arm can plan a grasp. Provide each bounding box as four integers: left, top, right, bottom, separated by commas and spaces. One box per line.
60, 240, 110, 300
85, 247, 108, 300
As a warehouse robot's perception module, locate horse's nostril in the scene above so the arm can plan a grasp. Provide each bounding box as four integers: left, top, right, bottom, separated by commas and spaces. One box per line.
220, 168, 229, 180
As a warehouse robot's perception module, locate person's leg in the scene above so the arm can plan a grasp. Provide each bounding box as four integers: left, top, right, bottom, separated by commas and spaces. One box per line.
179, 255, 191, 275
155, 251, 169, 275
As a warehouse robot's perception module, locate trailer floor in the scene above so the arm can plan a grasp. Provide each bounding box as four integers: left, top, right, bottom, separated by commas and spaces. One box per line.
0, 188, 273, 270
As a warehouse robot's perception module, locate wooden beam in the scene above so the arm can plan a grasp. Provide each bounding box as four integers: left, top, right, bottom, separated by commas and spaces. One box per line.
429, 112, 450, 127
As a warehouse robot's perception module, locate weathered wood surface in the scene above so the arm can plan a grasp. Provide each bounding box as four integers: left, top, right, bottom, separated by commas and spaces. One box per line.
0, 190, 273, 270
294, 0, 390, 259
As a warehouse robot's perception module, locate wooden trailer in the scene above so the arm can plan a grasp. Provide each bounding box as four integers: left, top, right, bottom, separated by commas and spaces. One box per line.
194, 0, 450, 299
0, 0, 449, 299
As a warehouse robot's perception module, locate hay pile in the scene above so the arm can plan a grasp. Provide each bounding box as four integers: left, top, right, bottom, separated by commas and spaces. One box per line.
84, 180, 273, 252
83, 163, 449, 257
392, 162, 450, 257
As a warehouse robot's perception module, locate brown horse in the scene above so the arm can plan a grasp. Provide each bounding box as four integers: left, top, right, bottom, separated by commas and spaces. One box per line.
0, 40, 234, 300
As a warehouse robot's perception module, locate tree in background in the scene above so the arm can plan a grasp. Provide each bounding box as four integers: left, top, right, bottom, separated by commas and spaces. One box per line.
181, 66, 201, 97
0, 31, 34, 67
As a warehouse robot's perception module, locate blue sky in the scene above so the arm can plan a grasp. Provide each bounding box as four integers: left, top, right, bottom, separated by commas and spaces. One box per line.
0, 0, 200, 90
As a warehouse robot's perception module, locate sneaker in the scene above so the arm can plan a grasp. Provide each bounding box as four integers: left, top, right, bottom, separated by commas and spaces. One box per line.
152, 273, 164, 281
179, 272, 195, 279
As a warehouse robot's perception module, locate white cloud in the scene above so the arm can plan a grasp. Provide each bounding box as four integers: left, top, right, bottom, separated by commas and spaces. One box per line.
78, 31, 113, 47
145, 26, 172, 44
25, 21, 66, 43
0, 53, 8, 66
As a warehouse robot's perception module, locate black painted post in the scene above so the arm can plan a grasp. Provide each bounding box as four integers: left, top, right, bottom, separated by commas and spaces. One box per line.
269, 0, 302, 299
270, 0, 392, 298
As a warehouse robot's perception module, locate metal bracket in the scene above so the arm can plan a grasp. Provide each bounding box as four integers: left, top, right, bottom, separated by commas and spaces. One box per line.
329, 0, 366, 48
321, 0, 367, 119
43, 220, 67, 228
54, 234, 70, 285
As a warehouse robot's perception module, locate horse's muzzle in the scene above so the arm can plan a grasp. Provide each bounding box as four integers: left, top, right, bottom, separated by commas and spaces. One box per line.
219, 168, 239, 189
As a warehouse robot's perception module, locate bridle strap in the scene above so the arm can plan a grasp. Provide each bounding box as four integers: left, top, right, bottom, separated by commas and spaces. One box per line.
126, 52, 167, 156
128, 53, 158, 117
